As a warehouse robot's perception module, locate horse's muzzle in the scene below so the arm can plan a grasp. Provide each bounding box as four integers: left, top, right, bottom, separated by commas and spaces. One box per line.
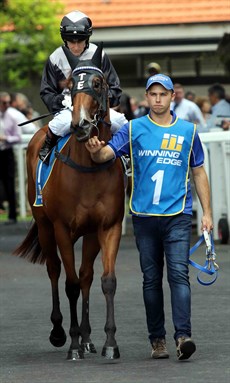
71, 119, 93, 142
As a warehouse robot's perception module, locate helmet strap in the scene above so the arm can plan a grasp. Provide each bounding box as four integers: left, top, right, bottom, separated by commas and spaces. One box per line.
84, 38, 90, 52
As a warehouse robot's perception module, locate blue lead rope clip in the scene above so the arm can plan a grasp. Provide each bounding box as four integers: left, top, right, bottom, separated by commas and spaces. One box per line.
189, 230, 219, 286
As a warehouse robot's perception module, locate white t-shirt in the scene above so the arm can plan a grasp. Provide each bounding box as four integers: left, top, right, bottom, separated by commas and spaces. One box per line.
171, 98, 206, 132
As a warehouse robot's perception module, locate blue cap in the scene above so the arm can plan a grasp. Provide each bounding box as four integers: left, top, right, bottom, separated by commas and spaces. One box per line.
146, 74, 174, 91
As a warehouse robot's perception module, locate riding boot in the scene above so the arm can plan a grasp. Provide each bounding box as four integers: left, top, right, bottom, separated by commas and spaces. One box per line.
39, 128, 60, 165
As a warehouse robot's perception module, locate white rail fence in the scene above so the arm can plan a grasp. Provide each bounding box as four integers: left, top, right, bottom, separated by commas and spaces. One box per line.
15, 131, 230, 240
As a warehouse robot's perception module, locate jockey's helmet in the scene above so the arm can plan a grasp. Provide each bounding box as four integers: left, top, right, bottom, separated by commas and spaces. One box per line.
60, 10, 93, 42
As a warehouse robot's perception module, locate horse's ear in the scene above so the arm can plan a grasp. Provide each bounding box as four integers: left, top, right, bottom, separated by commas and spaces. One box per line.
92, 42, 103, 69
62, 46, 80, 70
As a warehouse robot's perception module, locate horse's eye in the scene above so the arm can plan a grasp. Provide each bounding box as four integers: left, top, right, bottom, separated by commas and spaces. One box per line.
93, 78, 102, 92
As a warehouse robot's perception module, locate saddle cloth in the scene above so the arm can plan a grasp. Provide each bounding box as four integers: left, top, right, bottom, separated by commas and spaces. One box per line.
34, 134, 71, 206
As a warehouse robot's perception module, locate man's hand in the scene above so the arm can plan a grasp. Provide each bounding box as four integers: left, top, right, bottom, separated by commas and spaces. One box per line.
85, 136, 106, 153
85, 136, 115, 163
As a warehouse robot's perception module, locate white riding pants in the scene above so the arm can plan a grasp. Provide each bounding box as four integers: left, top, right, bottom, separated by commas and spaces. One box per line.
49, 108, 128, 137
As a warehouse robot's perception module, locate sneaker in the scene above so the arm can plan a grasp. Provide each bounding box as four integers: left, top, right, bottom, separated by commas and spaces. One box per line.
176, 336, 196, 360
151, 338, 169, 359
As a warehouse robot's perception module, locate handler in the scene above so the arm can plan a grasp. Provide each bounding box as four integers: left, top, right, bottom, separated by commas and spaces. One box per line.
85, 74, 213, 361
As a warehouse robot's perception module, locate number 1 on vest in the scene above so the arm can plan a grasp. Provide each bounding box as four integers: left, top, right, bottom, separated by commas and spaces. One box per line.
151, 170, 164, 205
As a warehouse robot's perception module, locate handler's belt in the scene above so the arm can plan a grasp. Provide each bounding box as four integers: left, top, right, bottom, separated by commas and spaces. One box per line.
189, 230, 219, 286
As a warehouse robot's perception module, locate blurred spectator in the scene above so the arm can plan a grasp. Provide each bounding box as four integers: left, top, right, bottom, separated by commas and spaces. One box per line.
130, 97, 140, 118
10, 92, 43, 130
131, 99, 149, 118
117, 93, 135, 121
0, 91, 21, 224
221, 120, 230, 130
195, 96, 211, 124
134, 63, 161, 117
171, 83, 206, 132
0, 180, 6, 213
206, 83, 230, 131
185, 91, 196, 102
8, 93, 38, 134
146, 62, 161, 77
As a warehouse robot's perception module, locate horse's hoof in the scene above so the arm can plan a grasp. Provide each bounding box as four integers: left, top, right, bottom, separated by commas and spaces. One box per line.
101, 346, 120, 359
67, 349, 84, 361
81, 342, 97, 354
49, 329, 67, 347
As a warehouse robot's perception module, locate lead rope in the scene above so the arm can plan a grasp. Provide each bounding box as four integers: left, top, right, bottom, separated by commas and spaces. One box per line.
189, 230, 219, 286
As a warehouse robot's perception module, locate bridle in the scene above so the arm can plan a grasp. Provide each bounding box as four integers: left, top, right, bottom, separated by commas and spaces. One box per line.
70, 65, 111, 142
55, 65, 114, 172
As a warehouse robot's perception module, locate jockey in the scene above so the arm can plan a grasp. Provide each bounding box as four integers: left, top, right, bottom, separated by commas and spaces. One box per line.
39, 10, 126, 164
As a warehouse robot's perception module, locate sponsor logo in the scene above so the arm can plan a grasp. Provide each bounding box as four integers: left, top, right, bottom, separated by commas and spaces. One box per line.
161, 133, 184, 151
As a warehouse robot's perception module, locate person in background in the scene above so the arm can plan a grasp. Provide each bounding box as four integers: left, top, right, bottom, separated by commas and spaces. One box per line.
171, 83, 206, 132
0, 91, 21, 224
39, 10, 125, 164
85, 74, 213, 361
8, 93, 39, 134
206, 83, 230, 131
0, 180, 6, 214
116, 93, 135, 121
10, 92, 43, 129
135, 62, 162, 118
130, 97, 141, 118
185, 91, 196, 102
195, 96, 211, 126
146, 62, 161, 77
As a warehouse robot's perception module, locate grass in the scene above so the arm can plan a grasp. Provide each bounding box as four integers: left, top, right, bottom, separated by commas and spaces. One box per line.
0, 212, 32, 222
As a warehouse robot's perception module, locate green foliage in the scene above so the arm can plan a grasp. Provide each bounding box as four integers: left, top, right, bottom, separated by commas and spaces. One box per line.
0, 0, 64, 88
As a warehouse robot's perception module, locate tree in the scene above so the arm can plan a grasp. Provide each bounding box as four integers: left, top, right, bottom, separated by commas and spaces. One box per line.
0, 0, 64, 88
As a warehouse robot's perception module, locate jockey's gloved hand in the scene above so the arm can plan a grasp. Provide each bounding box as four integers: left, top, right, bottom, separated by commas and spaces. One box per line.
62, 95, 73, 110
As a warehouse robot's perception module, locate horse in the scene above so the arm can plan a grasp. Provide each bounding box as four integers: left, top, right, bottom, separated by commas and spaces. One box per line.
13, 44, 125, 360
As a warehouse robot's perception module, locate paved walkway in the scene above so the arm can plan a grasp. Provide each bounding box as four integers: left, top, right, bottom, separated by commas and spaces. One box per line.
0, 222, 229, 383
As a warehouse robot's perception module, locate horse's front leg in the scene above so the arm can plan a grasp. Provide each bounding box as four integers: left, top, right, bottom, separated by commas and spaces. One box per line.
37, 220, 67, 348
99, 223, 122, 359
79, 233, 100, 354
46, 254, 67, 347
55, 224, 83, 360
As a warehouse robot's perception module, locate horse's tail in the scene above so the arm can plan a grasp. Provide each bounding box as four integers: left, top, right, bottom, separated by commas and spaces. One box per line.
13, 222, 46, 265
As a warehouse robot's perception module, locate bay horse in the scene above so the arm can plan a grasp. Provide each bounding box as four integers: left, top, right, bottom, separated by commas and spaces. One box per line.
14, 44, 125, 360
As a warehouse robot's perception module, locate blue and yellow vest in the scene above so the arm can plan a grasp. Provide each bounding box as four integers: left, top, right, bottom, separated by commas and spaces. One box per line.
129, 115, 196, 216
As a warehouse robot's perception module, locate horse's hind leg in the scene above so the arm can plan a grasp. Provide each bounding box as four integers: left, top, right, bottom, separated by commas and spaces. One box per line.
37, 221, 67, 348
79, 233, 100, 354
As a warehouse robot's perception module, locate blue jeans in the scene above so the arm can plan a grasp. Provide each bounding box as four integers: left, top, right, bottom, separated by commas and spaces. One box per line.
132, 213, 192, 343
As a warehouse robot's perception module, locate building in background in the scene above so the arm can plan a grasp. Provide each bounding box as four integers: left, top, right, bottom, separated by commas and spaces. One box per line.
62, 0, 230, 97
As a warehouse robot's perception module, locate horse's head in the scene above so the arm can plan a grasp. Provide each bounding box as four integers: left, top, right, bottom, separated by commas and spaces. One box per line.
64, 44, 109, 142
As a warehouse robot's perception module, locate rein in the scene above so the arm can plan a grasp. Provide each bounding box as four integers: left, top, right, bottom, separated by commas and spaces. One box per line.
55, 146, 114, 173
189, 230, 219, 286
